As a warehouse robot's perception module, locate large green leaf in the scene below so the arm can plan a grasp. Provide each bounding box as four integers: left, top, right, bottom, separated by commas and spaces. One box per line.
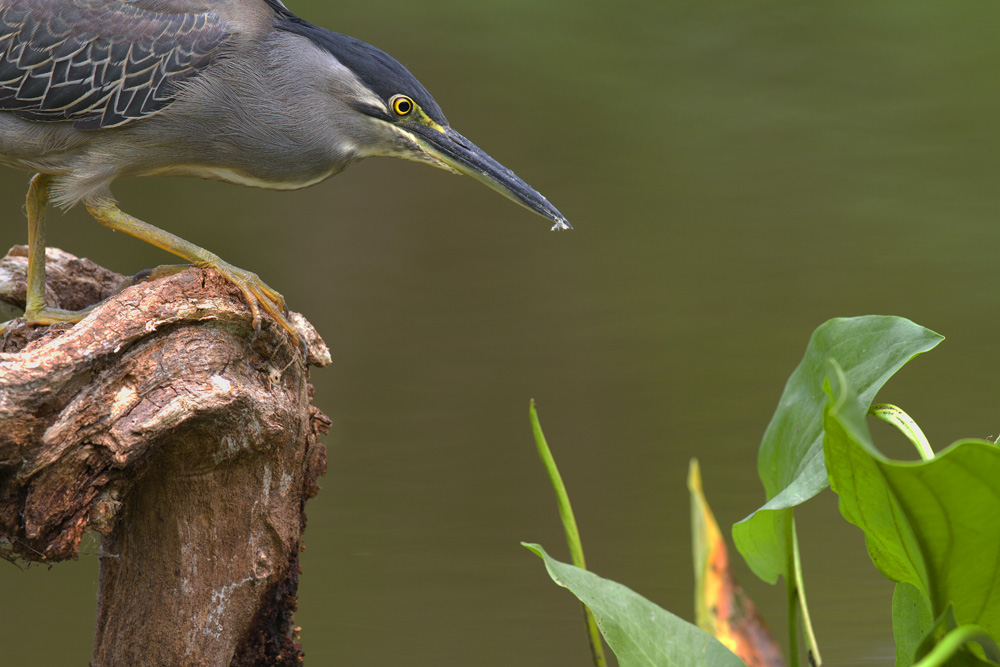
523, 543, 745, 667
733, 316, 942, 584
822, 364, 1000, 664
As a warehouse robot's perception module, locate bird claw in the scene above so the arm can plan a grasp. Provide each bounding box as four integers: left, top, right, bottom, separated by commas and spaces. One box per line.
143, 261, 299, 349
0, 304, 96, 340
209, 261, 300, 348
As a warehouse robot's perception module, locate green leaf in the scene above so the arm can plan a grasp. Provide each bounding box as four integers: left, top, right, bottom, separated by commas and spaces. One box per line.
893, 582, 934, 666
733, 316, 942, 584
822, 363, 1000, 662
523, 543, 746, 667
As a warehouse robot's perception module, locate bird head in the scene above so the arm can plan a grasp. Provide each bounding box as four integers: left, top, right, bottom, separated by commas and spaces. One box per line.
272, 10, 572, 230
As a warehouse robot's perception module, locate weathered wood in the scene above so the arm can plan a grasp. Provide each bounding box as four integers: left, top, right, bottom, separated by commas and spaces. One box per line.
0, 247, 330, 666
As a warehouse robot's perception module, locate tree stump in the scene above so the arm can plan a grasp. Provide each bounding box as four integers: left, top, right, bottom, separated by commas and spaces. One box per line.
0, 246, 331, 666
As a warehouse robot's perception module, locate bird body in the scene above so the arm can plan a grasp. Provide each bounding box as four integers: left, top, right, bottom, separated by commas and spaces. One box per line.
0, 0, 570, 342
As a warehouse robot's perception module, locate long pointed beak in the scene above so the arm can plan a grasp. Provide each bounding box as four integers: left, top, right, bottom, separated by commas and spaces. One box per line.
412, 125, 572, 230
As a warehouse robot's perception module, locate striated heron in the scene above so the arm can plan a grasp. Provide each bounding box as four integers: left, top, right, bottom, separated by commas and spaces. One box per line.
0, 0, 570, 343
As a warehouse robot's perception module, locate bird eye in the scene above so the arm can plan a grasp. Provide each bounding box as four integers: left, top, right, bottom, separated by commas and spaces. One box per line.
391, 95, 414, 117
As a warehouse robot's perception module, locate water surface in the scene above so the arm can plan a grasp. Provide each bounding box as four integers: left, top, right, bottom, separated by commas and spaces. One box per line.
2, 1, 998, 664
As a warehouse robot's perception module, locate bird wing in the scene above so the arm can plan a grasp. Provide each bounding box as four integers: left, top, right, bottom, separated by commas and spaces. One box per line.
0, 0, 231, 129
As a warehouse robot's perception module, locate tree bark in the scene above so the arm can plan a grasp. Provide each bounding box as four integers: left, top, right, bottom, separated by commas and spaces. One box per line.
0, 247, 331, 666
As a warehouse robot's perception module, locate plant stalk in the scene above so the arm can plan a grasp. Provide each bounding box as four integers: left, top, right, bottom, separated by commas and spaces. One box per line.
793, 525, 822, 666
868, 404, 934, 461
786, 514, 800, 667
913, 625, 999, 667
530, 400, 607, 667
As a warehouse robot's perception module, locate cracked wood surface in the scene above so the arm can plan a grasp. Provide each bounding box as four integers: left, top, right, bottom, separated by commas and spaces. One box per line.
0, 247, 331, 666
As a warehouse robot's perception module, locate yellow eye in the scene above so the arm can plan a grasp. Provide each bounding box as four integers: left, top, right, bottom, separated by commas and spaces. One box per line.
391, 95, 414, 117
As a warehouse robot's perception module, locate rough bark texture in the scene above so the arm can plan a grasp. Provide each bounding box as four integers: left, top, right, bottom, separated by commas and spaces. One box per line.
0, 247, 331, 666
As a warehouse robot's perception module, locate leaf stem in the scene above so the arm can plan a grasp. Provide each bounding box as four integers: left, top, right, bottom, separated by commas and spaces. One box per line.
786, 516, 800, 667
787, 577, 799, 667
529, 400, 607, 667
912, 625, 1000, 667
868, 404, 934, 461
793, 525, 822, 666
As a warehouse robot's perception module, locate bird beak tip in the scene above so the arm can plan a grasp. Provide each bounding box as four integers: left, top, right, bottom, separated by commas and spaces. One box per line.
414, 126, 573, 231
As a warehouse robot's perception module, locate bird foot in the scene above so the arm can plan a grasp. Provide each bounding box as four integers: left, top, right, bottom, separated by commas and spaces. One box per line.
0, 261, 300, 350
136, 261, 298, 346
0, 304, 95, 336
196, 260, 298, 346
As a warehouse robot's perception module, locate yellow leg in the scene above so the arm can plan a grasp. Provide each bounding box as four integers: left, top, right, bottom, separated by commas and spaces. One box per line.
0, 174, 95, 334
24, 172, 49, 315
84, 199, 297, 344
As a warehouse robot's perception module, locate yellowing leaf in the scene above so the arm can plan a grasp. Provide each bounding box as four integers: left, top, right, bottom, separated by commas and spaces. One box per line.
690, 459, 785, 667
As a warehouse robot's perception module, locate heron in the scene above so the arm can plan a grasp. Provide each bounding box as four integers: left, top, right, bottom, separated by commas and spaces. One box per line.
0, 0, 570, 344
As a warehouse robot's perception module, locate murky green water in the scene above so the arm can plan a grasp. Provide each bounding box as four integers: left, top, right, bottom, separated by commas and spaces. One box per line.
3, 1, 999, 664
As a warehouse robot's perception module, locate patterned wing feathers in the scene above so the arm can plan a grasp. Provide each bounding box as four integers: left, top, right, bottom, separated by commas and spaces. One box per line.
0, 0, 230, 129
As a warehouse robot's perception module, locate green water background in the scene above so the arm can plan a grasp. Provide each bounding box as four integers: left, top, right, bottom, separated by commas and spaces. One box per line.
2, 1, 998, 664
